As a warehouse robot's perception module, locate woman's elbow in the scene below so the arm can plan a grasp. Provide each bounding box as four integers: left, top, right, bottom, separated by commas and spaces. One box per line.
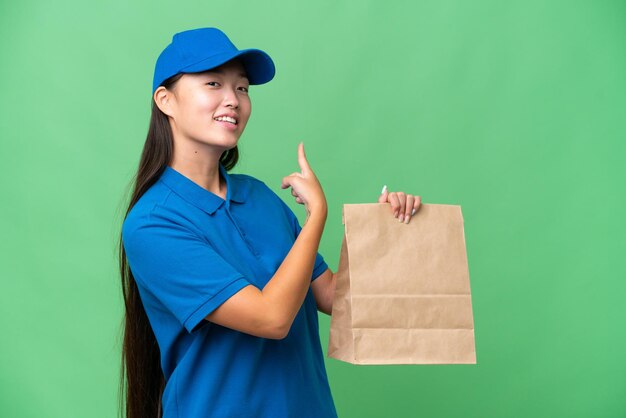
269, 327, 289, 340
318, 304, 332, 316
263, 311, 291, 340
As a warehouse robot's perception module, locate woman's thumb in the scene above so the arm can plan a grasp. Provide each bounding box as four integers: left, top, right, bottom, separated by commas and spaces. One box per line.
378, 184, 388, 203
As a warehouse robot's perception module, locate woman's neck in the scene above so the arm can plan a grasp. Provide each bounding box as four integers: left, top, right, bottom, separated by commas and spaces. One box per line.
170, 155, 226, 199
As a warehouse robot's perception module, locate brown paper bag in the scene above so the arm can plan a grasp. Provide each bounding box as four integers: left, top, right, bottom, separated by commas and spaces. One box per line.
328, 203, 476, 364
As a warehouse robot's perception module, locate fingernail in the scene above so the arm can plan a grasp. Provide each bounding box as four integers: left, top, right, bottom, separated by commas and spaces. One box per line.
411, 208, 416, 216
398, 214, 404, 222
404, 216, 410, 224
394, 211, 399, 218
380, 185, 387, 195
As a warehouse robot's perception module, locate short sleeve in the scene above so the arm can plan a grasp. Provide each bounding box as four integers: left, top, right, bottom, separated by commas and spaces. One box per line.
122, 212, 252, 333
273, 194, 329, 282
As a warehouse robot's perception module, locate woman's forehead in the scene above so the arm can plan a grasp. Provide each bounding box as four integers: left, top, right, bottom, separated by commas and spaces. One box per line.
201, 59, 248, 78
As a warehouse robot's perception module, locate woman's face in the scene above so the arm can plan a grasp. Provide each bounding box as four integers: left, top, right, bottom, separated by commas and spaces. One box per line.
159, 59, 251, 151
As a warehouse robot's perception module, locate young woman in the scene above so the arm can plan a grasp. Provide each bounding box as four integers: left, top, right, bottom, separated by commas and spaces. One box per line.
118, 27, 421, 418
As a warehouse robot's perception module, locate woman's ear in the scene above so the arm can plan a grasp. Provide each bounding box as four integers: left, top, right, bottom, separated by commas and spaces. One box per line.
154, 86, 174, 117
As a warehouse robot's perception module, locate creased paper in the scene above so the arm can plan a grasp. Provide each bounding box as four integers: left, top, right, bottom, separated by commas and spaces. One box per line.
328, 203, 476, 364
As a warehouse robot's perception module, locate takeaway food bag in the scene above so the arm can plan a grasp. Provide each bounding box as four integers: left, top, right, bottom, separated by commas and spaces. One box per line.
328, 203, 476, 364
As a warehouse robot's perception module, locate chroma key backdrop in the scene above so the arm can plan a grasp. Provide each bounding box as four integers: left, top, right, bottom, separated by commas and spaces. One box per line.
0, 1, 624, 417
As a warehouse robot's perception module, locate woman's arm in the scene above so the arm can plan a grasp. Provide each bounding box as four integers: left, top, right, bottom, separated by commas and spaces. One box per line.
206, 209, 327, 339
205, 143, 327, 339
311, 268, 335, 315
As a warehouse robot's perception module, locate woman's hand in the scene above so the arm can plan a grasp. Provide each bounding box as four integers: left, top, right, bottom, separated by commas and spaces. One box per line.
378, 185, 422, 224
281, 142, 328, 218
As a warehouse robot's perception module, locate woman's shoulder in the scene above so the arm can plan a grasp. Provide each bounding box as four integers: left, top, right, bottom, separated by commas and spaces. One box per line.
121, 181, 176, 240
122, 171, 287, 244
229, 172, 279, 199
231, 172, 295, 217
230, 171, 266, 188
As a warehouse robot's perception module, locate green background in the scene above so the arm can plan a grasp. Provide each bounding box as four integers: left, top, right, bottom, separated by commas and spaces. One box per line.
1, 0, 624, 417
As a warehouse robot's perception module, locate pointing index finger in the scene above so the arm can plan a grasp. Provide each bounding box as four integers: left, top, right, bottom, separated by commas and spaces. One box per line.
298, 142, 311, 175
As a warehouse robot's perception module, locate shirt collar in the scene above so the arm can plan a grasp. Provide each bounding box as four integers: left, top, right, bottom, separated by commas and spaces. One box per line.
159, 162, 249, 215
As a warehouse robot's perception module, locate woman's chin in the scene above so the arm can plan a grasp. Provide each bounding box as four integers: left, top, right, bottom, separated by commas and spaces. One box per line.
199, 135, 241, 150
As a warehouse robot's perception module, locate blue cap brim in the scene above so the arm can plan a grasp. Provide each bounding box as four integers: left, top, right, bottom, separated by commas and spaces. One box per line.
179, 48, 275, 85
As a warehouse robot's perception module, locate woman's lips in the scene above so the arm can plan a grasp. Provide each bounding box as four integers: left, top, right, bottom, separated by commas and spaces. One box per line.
214, 120, 238, 131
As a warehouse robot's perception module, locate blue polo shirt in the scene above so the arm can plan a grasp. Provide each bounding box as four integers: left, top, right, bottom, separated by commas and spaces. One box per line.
122, 163, 338, 418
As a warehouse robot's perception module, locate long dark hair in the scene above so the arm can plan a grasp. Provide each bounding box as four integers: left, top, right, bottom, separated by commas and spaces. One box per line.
117, 74, 240, 418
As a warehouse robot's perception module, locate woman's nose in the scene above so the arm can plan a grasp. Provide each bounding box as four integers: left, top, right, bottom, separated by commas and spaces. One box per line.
223, 87, 239, 108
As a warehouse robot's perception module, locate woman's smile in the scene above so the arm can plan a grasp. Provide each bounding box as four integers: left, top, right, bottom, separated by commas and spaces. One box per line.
213, 114, 239, 131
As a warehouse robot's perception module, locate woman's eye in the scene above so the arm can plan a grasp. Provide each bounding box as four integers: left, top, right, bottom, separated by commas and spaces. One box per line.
206, 81, 219, 86
238, 86, 249, 93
